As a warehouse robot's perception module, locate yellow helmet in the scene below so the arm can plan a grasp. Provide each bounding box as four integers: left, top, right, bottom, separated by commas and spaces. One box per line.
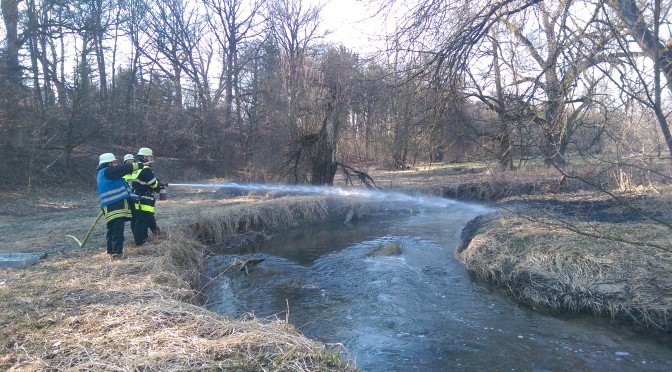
137, 147, 153, 156
98, 153, 117, 165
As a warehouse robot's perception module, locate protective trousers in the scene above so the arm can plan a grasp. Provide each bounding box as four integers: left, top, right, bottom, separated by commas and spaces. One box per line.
134, 211, 158, 246
130, 202, 139, 233
106, 218, 126, 254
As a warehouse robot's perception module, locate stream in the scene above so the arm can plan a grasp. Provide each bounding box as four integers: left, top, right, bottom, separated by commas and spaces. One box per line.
199, 194, 672, 371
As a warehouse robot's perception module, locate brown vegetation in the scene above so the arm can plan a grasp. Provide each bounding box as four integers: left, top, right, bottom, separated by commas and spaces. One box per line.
0, 188, 383, 371
453, 189, 672, 339
374, 162, 672, 337
365, 242, 405, 257
1, 162, 671, 371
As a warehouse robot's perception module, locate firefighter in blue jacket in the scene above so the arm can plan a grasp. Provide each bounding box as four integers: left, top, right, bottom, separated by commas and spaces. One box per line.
97, 152, 149, 259
132, 147, 162, 246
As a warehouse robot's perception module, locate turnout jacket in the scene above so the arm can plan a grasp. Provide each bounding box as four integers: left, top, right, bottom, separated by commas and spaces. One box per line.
122, 163, 140, 201
132, 165, 160, 213
97, 162, 144, 222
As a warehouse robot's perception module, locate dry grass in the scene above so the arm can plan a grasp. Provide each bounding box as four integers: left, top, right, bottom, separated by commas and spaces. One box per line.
186, 196, 330, 245
361, 163, 572, 200
2, 161, 672, 369
457, 206, 672, 331
432, 162, 672, 334
366, 161, 672, 202
0, 193, 362, 371
365, 242, 405, 257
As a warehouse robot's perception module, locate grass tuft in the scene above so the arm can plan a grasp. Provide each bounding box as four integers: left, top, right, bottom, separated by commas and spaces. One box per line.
366, 242, 405, 257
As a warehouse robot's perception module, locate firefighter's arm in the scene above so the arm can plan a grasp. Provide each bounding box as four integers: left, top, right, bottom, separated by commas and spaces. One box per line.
149, 171, 160, 191
104, 162, 145, 180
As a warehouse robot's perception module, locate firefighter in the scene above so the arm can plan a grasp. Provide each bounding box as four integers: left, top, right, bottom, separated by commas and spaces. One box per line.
122, 153, 139, 232
122, 153, 138, 189
132, 147, 162, 246
122, 154, 135, 164
96, 152, 148, 260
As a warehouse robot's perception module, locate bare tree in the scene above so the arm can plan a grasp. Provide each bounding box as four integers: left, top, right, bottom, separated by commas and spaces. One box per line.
265, 0, 324, 182
384, 0, 672, 161
142, 0, 212, 109
597, 0, 672, 158
203, 0, 263, 135
1, 0, 25, 151
446, 1, 609, 164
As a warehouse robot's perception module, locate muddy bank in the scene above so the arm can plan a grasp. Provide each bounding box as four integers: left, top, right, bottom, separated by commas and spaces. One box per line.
455, 189, 672, 341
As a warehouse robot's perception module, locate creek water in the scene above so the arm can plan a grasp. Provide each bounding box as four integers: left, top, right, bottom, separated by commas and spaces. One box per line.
193, 185, 672, 371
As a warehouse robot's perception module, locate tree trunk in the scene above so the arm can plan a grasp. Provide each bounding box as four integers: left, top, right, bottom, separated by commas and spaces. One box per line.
1, 0, 25, 151
92, 0, 108, 114
311, 84, 343, 185
27, 0, 43, 108
607, 0, 672, 157
491, 31, 513, 170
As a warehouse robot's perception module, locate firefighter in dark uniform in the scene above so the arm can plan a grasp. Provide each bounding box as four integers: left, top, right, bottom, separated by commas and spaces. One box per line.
132, 147, 161, 246
96, 152, 148, 259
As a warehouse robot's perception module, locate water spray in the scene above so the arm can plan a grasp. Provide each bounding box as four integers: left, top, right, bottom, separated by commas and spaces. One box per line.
169, 182, 480, 210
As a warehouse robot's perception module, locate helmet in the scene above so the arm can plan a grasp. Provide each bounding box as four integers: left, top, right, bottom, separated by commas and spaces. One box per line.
123, 154, 135, 162
137, 147, 153, 156
98, 153, 117, 165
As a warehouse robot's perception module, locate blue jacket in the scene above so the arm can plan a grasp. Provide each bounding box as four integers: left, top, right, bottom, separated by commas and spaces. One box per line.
97, 162, 144, 222
97, 162, 143, 207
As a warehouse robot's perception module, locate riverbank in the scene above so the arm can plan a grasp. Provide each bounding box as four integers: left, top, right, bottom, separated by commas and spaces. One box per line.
378, 163, 672, 340
1, 163, 671, 369
0, 188, 374, 370
456, 188, 672, 340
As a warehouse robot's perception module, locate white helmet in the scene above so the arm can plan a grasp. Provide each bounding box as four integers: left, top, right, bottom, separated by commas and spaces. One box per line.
98, 153, 117, 165
123, 153, 135, 162
137, 147, 153, 157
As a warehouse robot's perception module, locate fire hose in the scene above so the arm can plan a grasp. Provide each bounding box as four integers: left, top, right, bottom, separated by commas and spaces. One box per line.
65, 211, 104, 249
66, 183, 168, 248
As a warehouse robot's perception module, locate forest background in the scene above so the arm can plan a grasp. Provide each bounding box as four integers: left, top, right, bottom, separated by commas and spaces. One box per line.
2, 2, 672, 367
0, 0, 671, 194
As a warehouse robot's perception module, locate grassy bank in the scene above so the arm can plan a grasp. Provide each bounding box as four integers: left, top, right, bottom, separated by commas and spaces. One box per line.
372, 163, 672, 337
1, 162, 671, 370
1, 188, 398, 371
457, 205, 672, 327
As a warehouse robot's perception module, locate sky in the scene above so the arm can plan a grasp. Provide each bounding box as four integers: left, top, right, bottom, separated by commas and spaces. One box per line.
315, 0, 390, 54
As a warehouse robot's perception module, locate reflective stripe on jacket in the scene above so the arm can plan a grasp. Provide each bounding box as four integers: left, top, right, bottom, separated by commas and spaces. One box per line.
122, 167, 140, 200
97, 168, 132, 207
102, 199, 133, 222
132, 166, 158, 190
135, 194, 156, 213
131, 165, 158, 214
